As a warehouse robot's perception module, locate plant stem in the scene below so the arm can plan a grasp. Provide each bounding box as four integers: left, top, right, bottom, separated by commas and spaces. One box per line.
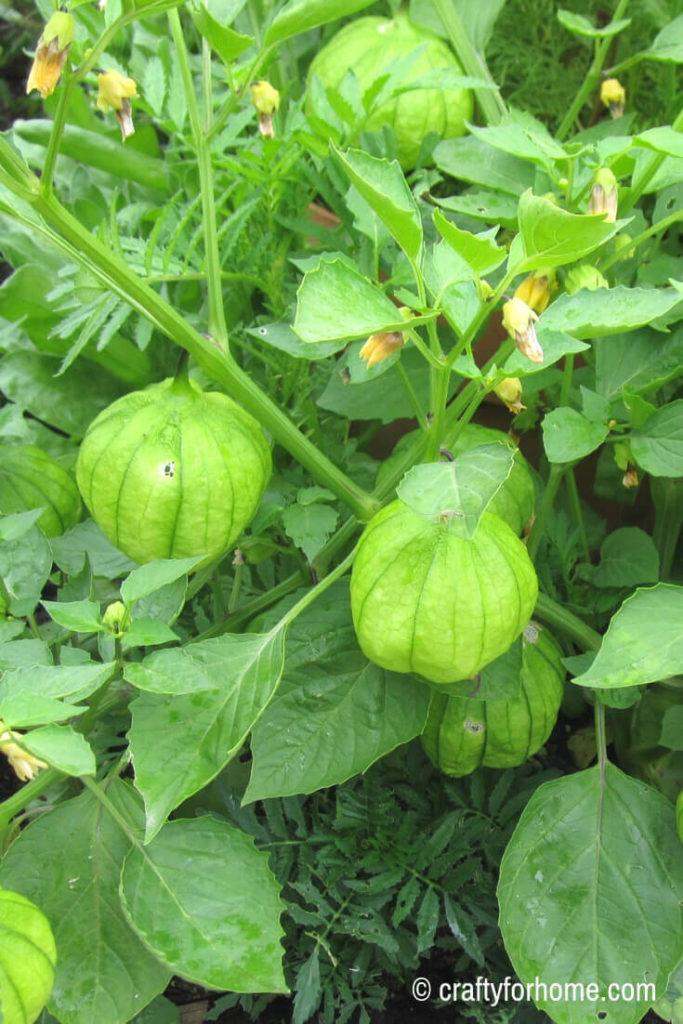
0, 768, 62, 833
595, 700, 608, 778
651, 477, 683, 580
169, 9, 228, 346
80, 775, 140, 845
619, 106, 683, 214
526, 463, 564, 561
277, 548, 356, 629
395, 360, 428, 431
599, 206, 683, 273
534, 592, 602, 651
555, 0, 631, 141
565, 469, 590, 562
40, 65, 73, 197
429, 0, 506, 125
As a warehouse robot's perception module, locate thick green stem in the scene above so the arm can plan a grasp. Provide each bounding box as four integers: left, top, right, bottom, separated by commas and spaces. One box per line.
429, 0, 506, 125
651, 477, 683, 581
40, 66, 72, 197
534, 592, 602, 651
0, 768, 62, 832
555, 0, 631, 141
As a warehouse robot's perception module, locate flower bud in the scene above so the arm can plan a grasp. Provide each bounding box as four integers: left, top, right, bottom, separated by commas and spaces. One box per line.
600, 78, 625, 118
26, 11, 75, 99
502, 297, 544, 364
250, 81, 280, 138
102, 601, 130, 636
622, 466, 639, 489
97, 69, 138, 141
359, 330, 405, 369
0, 722, 48, 782
564, 264, 609, 294
513, 267, 556, 313
494, 377, 525, 414
588, 168, 618, 223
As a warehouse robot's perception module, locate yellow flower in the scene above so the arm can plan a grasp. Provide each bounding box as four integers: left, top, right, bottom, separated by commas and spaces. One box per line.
588, 168, 618, 223
26, 11, 75, 99
97, 69, 138, 141
494, 377, 525, 414
0, 722, 48, 782
600, 78, 625, 118
502, 297, 544, 364
359, 330, 405, 369
513, 267, 556, 313
250, 81, 280, 138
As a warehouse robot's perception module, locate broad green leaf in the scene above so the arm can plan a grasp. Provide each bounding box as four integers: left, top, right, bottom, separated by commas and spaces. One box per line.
502, 327, 590, 376
396, 443, 514, 538
644, 14, 683, 62
0, 782, 171, 1024
580, 527, 659, 589
332, 147, 423, 263
542, 408, 609, 463
660, 706, 683, 751
190, 6, 253, 63
445, 638, 523, 701
121, 817, 286, 991
122, 618, 180, 648
129, 995, 180, 1024
0, 640, 52, 670
0, 693, 87, 728
41, 599, 102, 634
281, 502, 338, 562
498, 765, 683, 1024
317, 346, 435, 424
595, 327, 683, 399
433, 211, 505, 276
120, 557, 202, 607
127, 629, 285, 840
630, 401, 683, 476
515, 190, 624, 270
433, 190, 520, 229
573, 584, 683, 689
434, 136, 536, 195
20, 724, 95, 776
542, 287, 683, 338
244, 582, 430, 802
557, 9, 631, 37
0, 508, 43, 542
468, 118, 566, 169
635, 126, 683, 159
246, 321, 340, 359
50, 520, 137, 578
0, 662, 115, 702
265, 0, 376, 45
294, 258, 434, 344
410, 0, 505, 50
0, 523, 52, 617
0, 889, 56, 1024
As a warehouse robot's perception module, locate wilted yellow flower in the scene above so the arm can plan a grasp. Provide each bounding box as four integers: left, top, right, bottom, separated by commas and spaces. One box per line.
494, 377, 525, 414
513, 267, 557, 313
26, 11, 75, 99
359, 330, 405, 369
564, 264, 609, 294
97, 69, 138, 141
250, 81, 280, 138
588, 168, 618, 223
0, 722, 48, 782
502, 297, 544, 363
622, 466, 639, 489
600, 78, 625, 118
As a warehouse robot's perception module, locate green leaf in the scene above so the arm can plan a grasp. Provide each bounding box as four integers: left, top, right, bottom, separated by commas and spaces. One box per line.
630, 401, 683, 476
595, 327, 683, 399
127, 630, 285, 840
294, 258, 433, 344
0, 522, 52, 618
317, 346, 434, 423
573, 584, 683, 689
292, 950, 321, 1024
397, 444, 514, 538
644, 14, 683, 62
0, 662, 115, 702
41, 599, 103, 634
121, 817, 286, 992
246, 321, 340, 359
503, 326, 591, 376
433, 190, 520, 229
446, 638, 523, 701
0, 693, 87, 728
581, 527, 659, 588
50, 520, 137, 578
433, 211, 505, 276
416, 886, 440, 954
0, 508, 43, 541
542, 408, 609, 463
190, 5, 253, 63
122, 618, 180, 648
634, 126, 683, 159
516, 190, 624, 270
468, 117, 566, 169
120, 557, 203, 607
443, 894, 484, 965
0, 889, 56, 1024
434, 136, 535, 195
244, 582, 430, 802
542, 287, 683, 338
332, 147, 423, 263
281, 502, 338, 562
557, 9, 631, 37
264, 0, 376, 45
20, 724, 95, 776
498, 765, 683, 1024
0, 782, 171, 1024
660, 706, 683, 751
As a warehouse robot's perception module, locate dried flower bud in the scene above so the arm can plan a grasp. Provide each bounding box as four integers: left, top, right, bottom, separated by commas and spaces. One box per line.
502, 297, 544, 363
600, 78, 625, 118
622, 466, 639, 489
513, 267, 556, 314
588, 168, 618, 223
359, 330, 405, 369
494, 377, 525, 414
97, 69, 138, 141
0, 722, 48, 782
564, 264, 609, 294
26, 11, 75, 99
250, 81, 280, 138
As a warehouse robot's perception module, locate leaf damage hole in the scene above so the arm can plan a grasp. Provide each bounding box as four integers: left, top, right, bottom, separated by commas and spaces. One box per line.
161, 461, 176, 478
464, 719, 485, 735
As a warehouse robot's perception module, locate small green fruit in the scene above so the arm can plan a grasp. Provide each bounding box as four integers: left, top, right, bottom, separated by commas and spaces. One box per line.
0, 444, 81, 537
350, 500, 538, 684
421, 623, 565, 776
76, 376, 271, 565
307, 12, 472, 169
